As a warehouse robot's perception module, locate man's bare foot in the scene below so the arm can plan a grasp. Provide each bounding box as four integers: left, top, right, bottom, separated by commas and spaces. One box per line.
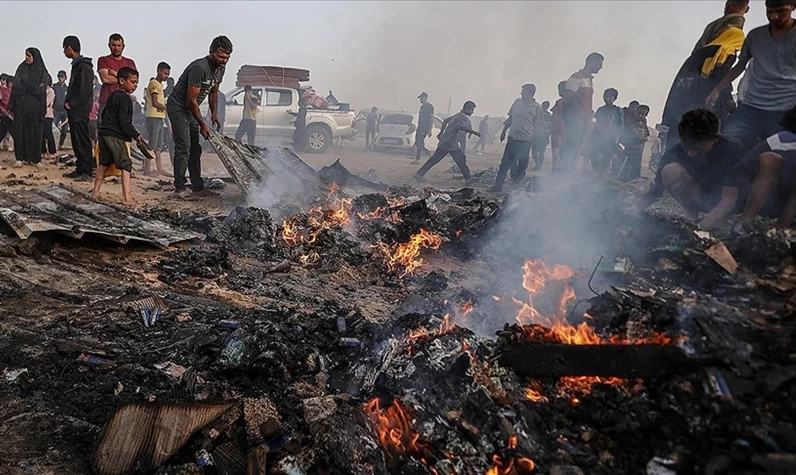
122, 198, 140, 207
91, 192, 101, 200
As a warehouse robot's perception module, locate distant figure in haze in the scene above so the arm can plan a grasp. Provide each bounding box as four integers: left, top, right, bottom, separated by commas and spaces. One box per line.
616, 104, 650, 181
53, 70, 69, 150
623, 100, 639, 129
636, 109, 746, 231
10, 47, 51, 167
549, 81, 567, 173
474, 115, 489, 155
167, 36, 231, 196
492, 83, 543, 192
590, 88, 623, 175
413, 92, 434, 163
365, 106, 378, 148
560, 52, 604, 173
235, 85, 258, 146
0, 75, 13, 152
143, 61, 171, 177
413, 101, 480, 183
531, 101, 551, 171
42, 84, 56, 161
97, 33, 137, 128
62, 35, 95, 180
708, 0, 796, 149
694, 0, 750, 52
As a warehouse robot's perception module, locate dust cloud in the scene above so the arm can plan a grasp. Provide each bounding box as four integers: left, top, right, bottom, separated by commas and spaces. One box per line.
314, 1, 730, 120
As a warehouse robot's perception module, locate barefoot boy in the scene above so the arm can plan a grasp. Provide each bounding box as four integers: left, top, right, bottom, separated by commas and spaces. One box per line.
92, 67, 143, 206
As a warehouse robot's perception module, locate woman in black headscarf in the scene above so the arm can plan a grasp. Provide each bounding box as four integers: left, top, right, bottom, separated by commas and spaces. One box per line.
9, 47, 51, 166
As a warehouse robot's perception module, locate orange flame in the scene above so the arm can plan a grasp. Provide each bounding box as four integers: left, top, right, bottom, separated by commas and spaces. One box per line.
299, 252, 320, 266
364, 398, 435, 467
374, 229, 443, 278
514, 260, 674, 346
524, 387, 549, 404
280, 183, 354, 247
485, 436, 536, 475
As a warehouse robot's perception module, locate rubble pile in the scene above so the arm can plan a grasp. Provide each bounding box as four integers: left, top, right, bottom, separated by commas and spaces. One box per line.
0, 177, 795, 475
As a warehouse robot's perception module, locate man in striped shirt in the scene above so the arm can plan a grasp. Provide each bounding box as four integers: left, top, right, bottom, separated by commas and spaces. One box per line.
560, 52, 604, 173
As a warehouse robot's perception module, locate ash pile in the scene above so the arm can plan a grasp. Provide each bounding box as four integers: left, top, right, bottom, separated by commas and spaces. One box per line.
1, 173, 795, 475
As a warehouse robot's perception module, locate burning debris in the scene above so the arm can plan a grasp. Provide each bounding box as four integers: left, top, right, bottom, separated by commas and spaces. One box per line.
1, 174, 795, 475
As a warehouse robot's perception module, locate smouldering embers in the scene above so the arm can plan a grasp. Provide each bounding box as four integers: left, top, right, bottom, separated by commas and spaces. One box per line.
508, 259, 680, 401
280, 184, 442, 276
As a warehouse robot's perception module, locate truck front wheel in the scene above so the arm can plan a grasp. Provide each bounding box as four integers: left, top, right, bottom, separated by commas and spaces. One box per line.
304, 125, 331, 153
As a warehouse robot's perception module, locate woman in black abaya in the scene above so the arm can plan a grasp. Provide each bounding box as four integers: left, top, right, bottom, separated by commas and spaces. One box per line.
9, 47, 51, 166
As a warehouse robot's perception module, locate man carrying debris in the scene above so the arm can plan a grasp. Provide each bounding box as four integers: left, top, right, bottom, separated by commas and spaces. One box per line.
560, 52, 604, 173
636, 109, 746, 231
492, 84, 543, 192
733, 106, 796, 231
62, 36, 95, 181
413, 101, 479, 183
707, 0, 796, 149
167, 36, 231, 196
413, 92, 434, 163
92, 67, 145, 206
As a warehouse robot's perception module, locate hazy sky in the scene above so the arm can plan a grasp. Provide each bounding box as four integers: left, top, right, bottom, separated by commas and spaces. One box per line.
1, 1, 768, 121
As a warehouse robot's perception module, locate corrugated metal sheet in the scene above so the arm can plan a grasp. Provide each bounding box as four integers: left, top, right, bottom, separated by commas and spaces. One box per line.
0, 184, 204, 248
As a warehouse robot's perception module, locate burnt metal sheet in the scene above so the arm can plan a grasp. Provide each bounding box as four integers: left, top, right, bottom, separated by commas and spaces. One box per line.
0, 184, 205, 248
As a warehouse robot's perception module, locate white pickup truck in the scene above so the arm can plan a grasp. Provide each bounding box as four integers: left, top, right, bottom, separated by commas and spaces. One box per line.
206, 86, 356, 153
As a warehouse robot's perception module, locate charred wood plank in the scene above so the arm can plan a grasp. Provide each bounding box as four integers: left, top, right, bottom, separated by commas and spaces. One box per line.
500, 344, 697, 378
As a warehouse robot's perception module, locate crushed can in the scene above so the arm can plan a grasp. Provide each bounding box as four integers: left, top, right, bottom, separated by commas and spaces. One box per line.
339, 337, 361, 349
196, 449, 214, 467
218, 320, 240, 330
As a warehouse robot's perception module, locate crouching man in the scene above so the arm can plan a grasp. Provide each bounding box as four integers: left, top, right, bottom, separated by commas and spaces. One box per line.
733, 106, 796, 231
636, 109, 746, 230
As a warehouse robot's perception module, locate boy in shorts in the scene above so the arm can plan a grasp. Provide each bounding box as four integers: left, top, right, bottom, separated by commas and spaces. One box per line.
92, 67, 144, 206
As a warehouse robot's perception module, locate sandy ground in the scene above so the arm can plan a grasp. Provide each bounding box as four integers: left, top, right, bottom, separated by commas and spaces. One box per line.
0, 134, 654, 213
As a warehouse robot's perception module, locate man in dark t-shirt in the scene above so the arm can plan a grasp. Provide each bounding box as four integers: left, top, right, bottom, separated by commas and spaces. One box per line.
734, 105, 796, 230
167, 36, 231, 195
637, 109, 747, 230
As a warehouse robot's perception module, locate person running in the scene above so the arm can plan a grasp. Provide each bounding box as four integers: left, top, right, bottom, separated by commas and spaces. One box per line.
97, 33, 137, 128
707, 0, 796, 149
167, 36, 231, 196
493, 84, 543, 191
10, 47, 51, 168
62, 35, 95, 181
413, 101, 480, 183
560, 52, 604, 173
143, 62, 171, 176
413, 92, 434, 163
92, 67, 145, 206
